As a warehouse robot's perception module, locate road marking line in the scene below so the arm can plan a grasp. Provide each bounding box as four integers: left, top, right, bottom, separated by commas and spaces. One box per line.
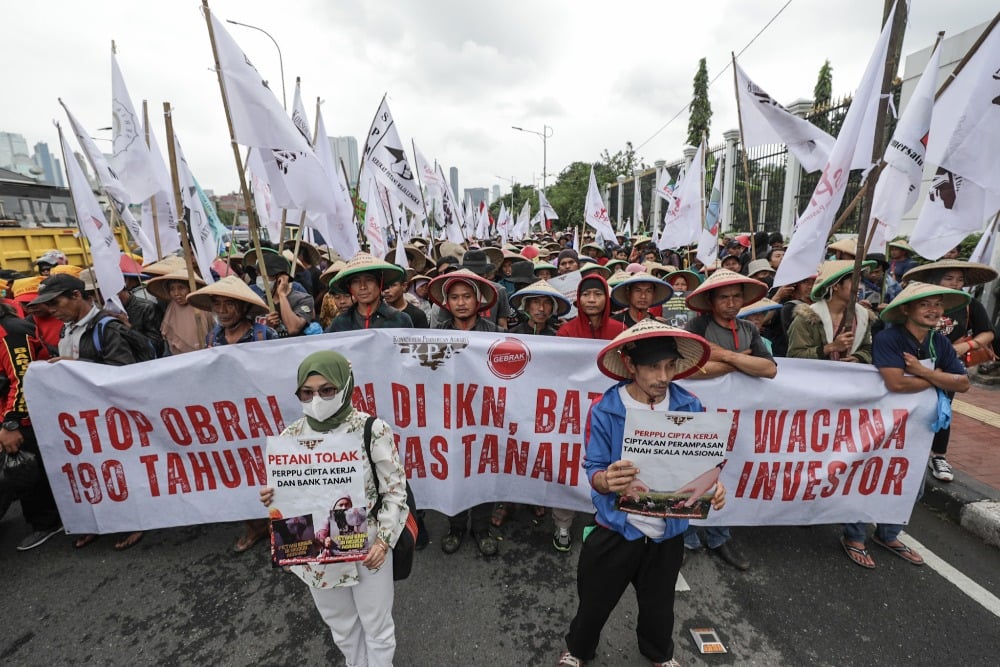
900, 531, 1000, 618
952, 400, 1000, 430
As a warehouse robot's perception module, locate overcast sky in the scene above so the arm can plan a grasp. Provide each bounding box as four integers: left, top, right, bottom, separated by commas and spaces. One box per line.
5, 1, 992, 198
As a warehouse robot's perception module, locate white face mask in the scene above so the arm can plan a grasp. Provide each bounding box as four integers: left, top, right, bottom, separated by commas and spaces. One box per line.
302, 391, 346, 422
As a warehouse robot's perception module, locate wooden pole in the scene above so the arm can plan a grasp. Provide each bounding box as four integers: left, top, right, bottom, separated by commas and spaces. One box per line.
201, 0, 275, 312
841, 0, 906, 332
142, 99, 164, 260
731, 52, 757, 260
162, 102, 208, 349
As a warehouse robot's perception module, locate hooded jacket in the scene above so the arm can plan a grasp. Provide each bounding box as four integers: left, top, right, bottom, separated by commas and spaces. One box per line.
556, 274, 627, 340
585, 380, 702, 541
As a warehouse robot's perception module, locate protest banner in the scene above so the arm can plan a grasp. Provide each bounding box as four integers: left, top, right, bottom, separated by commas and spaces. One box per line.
266, 434, 368, 567
23, 329, 936, 533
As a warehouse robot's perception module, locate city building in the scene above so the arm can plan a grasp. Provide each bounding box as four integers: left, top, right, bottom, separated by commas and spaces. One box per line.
330, 136, 360, 187
491, 184, 501, 203
33, 142, 64, 187
0, 131, 40, 180
464, 187, 489, 209
449, 166, 459, 199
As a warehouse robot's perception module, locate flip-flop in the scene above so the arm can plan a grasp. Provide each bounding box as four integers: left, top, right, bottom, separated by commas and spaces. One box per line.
233, 530, 266, 553
114, 531, 144, 551
872, 536, 924, 565
73, 534, 99, 549
841, 538, 876, 569
490, 503, 510, 528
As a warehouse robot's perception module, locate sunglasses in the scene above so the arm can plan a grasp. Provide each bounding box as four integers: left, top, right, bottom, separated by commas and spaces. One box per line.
295, 385, 338, 402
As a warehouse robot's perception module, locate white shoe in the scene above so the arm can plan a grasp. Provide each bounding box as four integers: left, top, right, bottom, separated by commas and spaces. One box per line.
928, 456, 954, 482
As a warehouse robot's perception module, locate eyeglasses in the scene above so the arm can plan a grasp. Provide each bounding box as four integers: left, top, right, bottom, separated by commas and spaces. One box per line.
296, 385, 338, 402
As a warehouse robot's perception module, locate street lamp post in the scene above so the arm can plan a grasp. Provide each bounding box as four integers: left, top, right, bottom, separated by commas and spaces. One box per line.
511, 124, 553, 192
226, 19, 287, 111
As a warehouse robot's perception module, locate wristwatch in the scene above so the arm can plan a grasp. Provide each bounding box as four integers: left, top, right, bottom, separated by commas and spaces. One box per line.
2, 420, 20, 431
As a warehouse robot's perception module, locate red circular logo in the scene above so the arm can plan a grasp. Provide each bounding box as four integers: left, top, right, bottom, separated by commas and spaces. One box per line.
487, 337, 531, 380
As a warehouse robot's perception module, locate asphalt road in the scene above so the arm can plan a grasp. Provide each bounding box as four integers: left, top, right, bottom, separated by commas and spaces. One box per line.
2, 500, 998, 666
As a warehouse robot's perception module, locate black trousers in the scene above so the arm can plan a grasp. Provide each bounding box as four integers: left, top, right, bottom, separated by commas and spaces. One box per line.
566, 526, 683, 662
447, 503, 492, 536
17, 427, 61, 531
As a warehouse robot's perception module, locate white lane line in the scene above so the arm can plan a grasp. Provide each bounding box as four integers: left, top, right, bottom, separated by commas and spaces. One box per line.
676, 572, 690, 592
900, 531, 1000, 618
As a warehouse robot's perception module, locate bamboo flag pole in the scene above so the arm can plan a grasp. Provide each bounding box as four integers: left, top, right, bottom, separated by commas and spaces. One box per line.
142, 99, 164, 260
731, 51, 758, 260
162, 102, 208, 348
201, 0, 275, 312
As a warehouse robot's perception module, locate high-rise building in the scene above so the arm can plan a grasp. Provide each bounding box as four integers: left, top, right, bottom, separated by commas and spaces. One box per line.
0, 131, 36, 179
449, 167, 459, 199
33, 142, 60, 186
491, 184, 501, 203
329, 136, 360, 187
464, 187, 489, 209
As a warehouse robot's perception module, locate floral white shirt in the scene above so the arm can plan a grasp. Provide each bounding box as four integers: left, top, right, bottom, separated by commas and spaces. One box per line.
283, 411, 409, 588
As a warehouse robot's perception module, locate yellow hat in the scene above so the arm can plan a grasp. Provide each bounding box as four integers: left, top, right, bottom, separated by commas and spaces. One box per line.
49, 264, 84, 277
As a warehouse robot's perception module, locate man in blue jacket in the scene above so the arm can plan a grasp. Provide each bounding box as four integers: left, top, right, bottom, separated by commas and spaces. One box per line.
558, 319, 726, 667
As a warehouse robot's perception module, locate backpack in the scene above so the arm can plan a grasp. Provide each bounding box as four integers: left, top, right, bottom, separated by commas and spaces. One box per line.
363, 415, 418, 581
91, 315, 159, 363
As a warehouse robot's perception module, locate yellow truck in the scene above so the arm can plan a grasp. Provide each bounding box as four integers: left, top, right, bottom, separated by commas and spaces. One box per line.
0, 224, 131, 274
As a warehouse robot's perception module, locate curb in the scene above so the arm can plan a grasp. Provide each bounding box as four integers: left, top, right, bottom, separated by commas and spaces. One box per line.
921, 469, 1000, 548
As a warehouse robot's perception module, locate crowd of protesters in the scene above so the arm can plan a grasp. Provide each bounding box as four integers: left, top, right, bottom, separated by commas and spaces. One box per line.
2, 227, 998, 666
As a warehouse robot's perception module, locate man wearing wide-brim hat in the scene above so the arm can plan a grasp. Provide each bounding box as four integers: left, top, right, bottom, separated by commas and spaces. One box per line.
787, 260, 878, 363
509, 280, 571, 336
681, 268, 775, 570
887, 239, 919, 282
839, 282, 971, 569
610, 274, 673, 328
188, 276, 277, 347
451, 249, 511, 330
858, 253, 900, 311
427, 268, 501, 558
558, 319, 724, 667
900, 259, 997, 481
325, 253, 413, 332
250, 248, 316, 337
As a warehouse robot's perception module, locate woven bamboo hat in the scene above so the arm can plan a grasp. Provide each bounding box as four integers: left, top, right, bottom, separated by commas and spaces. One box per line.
427, 268, 498, 311
146, 272, 207, 302
664, 269, 703, 292
738, 297, 782, 319
610, 274, 673, 309
684, 268, 768, 313
532, 259, 558, 275
329, 252, 405, 293
319, 260, 349, 292
142, 255, 189, 277
579, 262, 612, 279
510, 279, 572, 317
186, 275, 269, 318
879, 282, 971, 324
282, 240, 322, 268
811, 260, 875, 300
902, 259, 998, 288
827, 237, 860, 257
597, 318, 710, 381
384, 245, 432, 274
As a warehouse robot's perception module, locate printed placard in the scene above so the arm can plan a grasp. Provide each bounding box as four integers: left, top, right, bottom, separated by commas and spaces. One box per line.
617, 409, 730, 519
266, 434, 368, 567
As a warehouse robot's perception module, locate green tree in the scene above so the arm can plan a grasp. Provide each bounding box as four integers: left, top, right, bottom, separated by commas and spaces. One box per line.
812, 60, 833, 133
599, 141, 646, 179
687, 58, 712, 147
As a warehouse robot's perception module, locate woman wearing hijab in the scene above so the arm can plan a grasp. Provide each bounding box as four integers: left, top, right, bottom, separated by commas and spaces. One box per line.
259, 351, 409, 667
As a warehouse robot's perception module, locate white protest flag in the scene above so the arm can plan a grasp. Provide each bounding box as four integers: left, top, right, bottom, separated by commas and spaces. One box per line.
140, 122, 181, 258
311, 106, 362, 258
363, 177, 389, 258
774, 5, 895, 287
361, 95, 424, 216
436, 164, 465, 244
734, 61, 835, 173
653, 166, 677, 202
869, 38, 943, 253
697, 155, 725, 267
412, 141, 443, 202
209, 13, 338, 216
538, 189, 559, 220
246, 149, 283, 242
474, 201, 489, 239
111, 53, 161, 205
659, 142, 704, 250
290, 80, 311, 144
61, 100, 157, 260
497, 203, 513, 246
911, 22, 1000, 259
172, 133, 217, 284
58, 124, 125, 310
584, 166, 617, 239
512, 200, 531, 240
969, 212, 998, 265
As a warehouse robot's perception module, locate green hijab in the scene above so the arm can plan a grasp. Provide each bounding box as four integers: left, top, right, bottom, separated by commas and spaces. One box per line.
296, 351, 356, 431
